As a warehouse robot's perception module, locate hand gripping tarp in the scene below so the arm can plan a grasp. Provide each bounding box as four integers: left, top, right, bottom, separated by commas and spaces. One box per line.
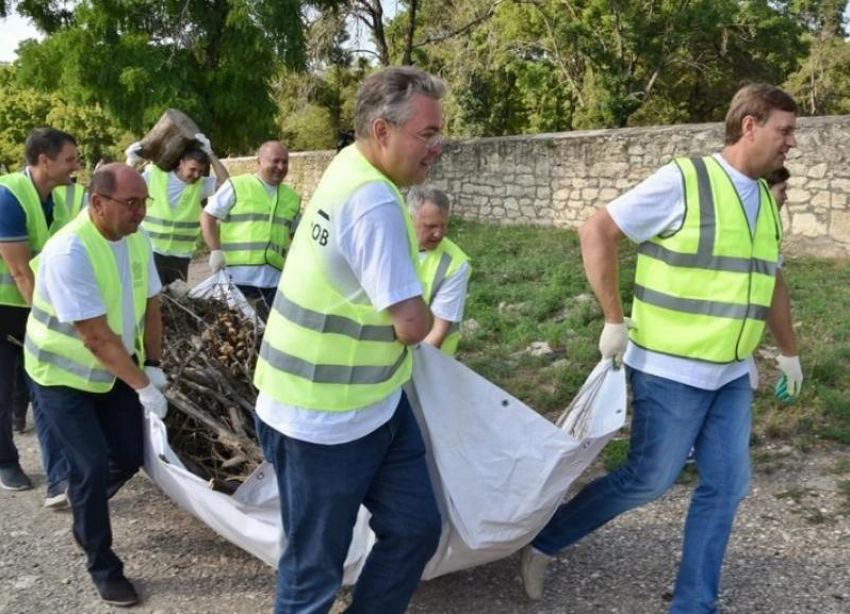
143, 344, 627, 583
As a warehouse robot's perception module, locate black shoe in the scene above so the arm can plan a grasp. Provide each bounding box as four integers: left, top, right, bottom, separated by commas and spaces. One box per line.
94, 575, 139, 607
0, 465, 33, 491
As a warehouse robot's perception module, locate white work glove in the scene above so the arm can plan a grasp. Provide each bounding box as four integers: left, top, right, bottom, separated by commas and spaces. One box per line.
144, 366, 168, 391
775, 354, 803, 400
194, 132, 213, 155
124, 141, 143, 166
137, 382, 168, 419
599, 318, 633, 365
209, 249, 226, 272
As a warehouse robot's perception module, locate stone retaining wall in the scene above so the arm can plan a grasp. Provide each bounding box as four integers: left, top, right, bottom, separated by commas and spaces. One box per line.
222, 115, 850, 258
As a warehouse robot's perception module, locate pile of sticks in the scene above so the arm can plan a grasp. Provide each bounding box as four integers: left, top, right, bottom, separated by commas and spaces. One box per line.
160, 290, 265, 491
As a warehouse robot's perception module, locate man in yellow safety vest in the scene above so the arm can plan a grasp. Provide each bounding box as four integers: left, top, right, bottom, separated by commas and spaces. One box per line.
252, 67, 446, 614
0, 127, 76, 502
521, 84, 802, 614
200, 141, 300, 312
25, 163, 167, 607
408, 184, 471, 356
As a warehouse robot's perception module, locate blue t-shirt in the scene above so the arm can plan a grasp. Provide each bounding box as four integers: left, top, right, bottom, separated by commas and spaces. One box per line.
0, 171, 54, 242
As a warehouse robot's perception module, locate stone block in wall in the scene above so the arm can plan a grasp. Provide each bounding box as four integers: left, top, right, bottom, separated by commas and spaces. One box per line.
811, 191, 831, 208
832, 211, 850, 244
807, 163, 828, 179
792, 212, 827, 237
787, 188, 810, 203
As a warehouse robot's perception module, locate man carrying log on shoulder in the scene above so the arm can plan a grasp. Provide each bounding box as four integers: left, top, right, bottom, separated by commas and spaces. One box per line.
252, 67, 446, 614
24, 163, 168, 607
127, 134, 229, 285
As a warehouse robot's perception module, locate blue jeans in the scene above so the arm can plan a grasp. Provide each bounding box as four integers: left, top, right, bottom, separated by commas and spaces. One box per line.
256, 392, 442, 614
0, 342, 28, 469
29, 379, 144, 583
532, 369, 752, 614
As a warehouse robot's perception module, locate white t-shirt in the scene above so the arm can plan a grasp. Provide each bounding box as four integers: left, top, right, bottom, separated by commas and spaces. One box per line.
36, 224, 162, 354
255, 181, 423, 445
419, 253, 470, 322
607, 152, 775, 391
204, 176, 283, 288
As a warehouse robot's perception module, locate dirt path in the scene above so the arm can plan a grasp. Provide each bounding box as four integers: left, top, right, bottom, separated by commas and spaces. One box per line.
3, 427, 849, 614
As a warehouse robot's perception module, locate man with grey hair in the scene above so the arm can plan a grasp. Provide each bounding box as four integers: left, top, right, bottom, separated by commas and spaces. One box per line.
408, 185, 471, 356
253, 66, 445, 613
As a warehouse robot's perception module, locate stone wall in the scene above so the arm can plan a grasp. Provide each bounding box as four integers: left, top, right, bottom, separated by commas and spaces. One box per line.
221, 115, 850, 258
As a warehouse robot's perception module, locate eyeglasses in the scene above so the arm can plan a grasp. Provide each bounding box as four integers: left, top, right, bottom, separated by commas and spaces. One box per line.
95, 193, 152, 211
401, 127, 445, 151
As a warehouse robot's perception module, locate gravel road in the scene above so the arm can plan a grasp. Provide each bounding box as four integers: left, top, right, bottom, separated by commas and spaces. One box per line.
2, 426, 848, 614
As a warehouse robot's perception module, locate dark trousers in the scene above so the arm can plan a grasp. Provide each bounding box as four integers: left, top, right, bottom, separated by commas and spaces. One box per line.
0, 341, 28, 468
153, 253, 191, 286
29, 379, 144, 582
256, 393, 442, 614
29, 377, 71, 490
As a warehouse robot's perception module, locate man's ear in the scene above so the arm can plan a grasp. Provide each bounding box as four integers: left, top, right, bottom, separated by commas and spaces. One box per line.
372, 117, 391, 146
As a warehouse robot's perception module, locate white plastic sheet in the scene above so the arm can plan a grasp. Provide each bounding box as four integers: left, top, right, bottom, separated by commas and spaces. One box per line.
187, 270, 259, 322
143, 344, 627, 582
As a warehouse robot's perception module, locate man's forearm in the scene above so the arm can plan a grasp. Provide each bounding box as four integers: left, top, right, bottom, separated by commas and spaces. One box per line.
200, 212, 221, 250
766, 270, 797, 355
209, 153, 230, 189
76, 316, 148, 389
11, 269, 34, 305
578, 217, 624, 322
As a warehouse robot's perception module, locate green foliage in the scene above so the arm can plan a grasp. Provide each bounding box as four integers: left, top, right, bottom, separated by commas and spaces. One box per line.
10, 0, 329, 155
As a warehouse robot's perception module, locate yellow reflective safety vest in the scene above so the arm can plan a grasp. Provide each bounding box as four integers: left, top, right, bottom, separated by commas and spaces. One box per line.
419, 237, 471, 356
141, 166, 202, 257
220, 175, 300, 271
254, 145, 417, 411
24, 211, 150, 393
630, 156, 782, 363
52, 182, 86, 223
0, 173, 69, 307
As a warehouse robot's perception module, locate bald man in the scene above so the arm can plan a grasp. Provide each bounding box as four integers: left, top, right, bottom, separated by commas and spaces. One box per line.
200, 141, 301, 310
25, 163, 167, 606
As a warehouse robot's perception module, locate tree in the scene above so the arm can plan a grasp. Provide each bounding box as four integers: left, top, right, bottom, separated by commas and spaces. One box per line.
7, 0, 339, 155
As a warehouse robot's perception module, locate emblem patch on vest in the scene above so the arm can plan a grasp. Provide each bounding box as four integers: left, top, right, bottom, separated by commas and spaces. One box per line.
132, 261, 144, 288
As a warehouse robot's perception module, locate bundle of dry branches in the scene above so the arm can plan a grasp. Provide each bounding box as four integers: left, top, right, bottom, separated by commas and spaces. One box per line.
160, 291, 265, 492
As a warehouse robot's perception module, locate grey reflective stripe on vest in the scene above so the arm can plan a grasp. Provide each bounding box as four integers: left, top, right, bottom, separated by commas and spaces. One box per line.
691, 157, 716, 256
634, 284, 769, 321
226, 213, 292, 228
0, 272, 16, 286
30, 304, 79, 338
637, 242, 777, 276
641, 157, 775, 276
429, 252, 453, 306
24, 336, 114, 383
145, 230, 198, 242
221, 242, 268, 251
66, 183, 76, 204
272, 291, 396, 342
449, 321, 460, 334
260, 339, 408, 385
143, 215, 199, 230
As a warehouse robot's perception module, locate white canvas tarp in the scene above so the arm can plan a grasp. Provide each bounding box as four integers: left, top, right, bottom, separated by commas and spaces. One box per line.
143, 344, 627, 583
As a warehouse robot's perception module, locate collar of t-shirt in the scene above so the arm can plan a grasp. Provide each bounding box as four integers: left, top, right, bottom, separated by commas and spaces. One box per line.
711, 153, 760, 233
253, 174, 280, 196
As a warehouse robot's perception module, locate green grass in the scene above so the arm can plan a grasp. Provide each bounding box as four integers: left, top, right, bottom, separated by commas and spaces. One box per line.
452, 219, 850, 449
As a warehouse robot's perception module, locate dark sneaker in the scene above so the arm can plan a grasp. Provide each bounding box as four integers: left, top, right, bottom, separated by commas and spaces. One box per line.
0, 465, 33, 491
45, 480, 70, 509
94, 576, 139, 607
